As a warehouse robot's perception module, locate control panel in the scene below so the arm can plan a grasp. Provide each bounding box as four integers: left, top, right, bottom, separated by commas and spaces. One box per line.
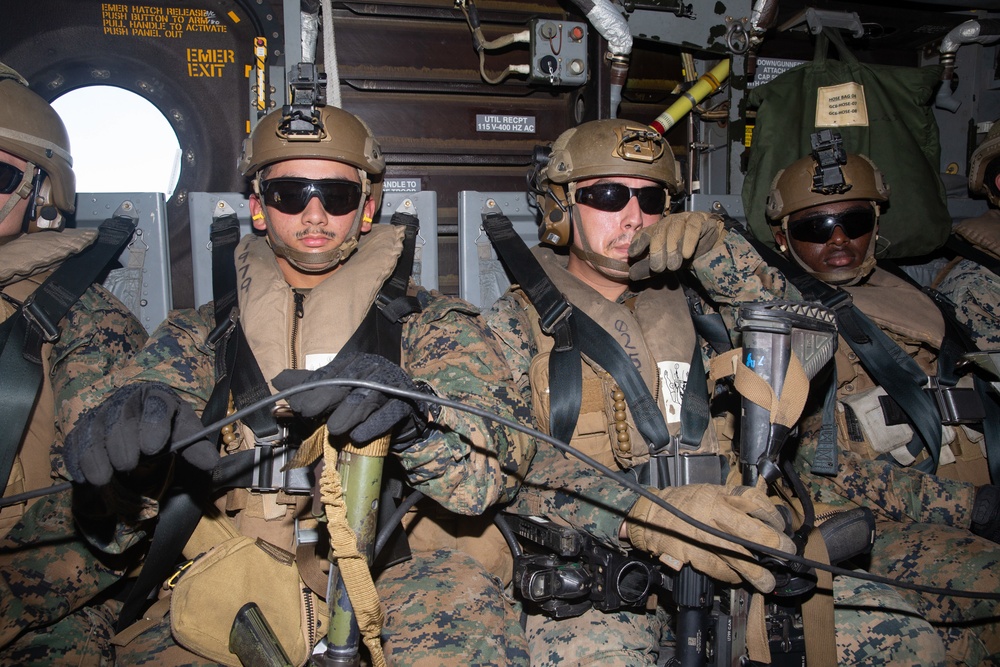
530, 19, 588, 86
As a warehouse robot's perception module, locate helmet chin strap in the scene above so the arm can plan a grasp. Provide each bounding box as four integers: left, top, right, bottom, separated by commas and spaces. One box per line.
569, 206, 631, 282
781, 212, 878, 287
252, 171, 368, 274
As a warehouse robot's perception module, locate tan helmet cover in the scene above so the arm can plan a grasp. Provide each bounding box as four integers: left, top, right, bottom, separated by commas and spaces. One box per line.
766, 152, 889, 221
239, 105, 385, 272
969, 121, 1000, 205
535, 119, 681, 247
239, 104, 385, 206
544, 119, 682, 191
0, 77, 75, 216
767, 150, 887, 286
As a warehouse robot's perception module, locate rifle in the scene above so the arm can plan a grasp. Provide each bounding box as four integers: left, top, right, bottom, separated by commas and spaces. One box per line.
500, 298, 872, 666
725, 300, 874, 666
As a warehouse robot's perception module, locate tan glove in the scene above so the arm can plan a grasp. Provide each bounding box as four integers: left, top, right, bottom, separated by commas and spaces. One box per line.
626, 484, 796, 592
628, 211, 726, 279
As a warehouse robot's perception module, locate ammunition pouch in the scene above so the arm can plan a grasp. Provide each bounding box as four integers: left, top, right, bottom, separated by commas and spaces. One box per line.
840, 380, 984, 467
170, 535, 316, 667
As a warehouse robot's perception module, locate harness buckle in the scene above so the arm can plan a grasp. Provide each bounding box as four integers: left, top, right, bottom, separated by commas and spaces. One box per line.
925, 377, 985, 425
207, 307, 239, 350
21, 294, 60, 343
539, 300, 572, 337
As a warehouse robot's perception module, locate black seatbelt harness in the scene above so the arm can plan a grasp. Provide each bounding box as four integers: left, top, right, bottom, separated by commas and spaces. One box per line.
881, 260, 1000, 483
0, 214, 137, 491
481, 209, 718, 489
737, 229, 943, 473
118, 207, 422, 630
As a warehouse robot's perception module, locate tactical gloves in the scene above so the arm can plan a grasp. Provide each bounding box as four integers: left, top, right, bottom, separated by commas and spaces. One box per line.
64, 382, 220, 486
272, 353, 435, 450
628, 211, 726, 279
626, 484, 796, 592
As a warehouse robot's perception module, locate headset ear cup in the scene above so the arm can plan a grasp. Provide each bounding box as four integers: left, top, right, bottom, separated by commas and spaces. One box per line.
538, 186, 571, 246
539, 205, 570, 246
26, 172, 66, 232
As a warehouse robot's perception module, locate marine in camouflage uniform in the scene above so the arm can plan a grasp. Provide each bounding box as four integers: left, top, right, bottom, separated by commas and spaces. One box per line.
0, 69, 147, 664
64, 105, 530, 667
936, 253, 1000, 349
486, 119, 939, 666
689, 138, 1000, 664
490, 287, 948, 667
935, 121, 1000, 349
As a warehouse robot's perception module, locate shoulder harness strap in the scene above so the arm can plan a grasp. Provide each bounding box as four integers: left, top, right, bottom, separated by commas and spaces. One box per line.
735, 226, 942, 473
482, 209, 714, 488
0, 214, 136, 490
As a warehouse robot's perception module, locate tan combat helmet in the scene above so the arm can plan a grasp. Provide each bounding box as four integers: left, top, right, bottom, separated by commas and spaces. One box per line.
0, 63, 75, 233
238, 104, 385, 272
969, 121, 1000, 206
766, 132, 889, 285
532, 118, 681, 248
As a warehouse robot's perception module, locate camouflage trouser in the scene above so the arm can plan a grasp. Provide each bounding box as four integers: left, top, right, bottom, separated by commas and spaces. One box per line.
525, 603, 672, 666
376, 548, 528, 667
0, 599, 120, 667
0, 489, 125, 663
870, 522, 1000, 666
835, 574, 946, 666
117, 548, 527, 667
524, 576, 943, 667
793, 420, 1000, 665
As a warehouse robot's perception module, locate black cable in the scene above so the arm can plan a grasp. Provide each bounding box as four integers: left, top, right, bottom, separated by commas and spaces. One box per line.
492, 513, 524, 559
11, 378, 1000, 601
373, 489, 424, 559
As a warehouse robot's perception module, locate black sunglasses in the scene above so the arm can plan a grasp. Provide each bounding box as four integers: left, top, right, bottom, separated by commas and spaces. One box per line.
787, 208, 877, 244
261, 177, 363, 216
0, 162, 25, 195
575, 182, 666, 216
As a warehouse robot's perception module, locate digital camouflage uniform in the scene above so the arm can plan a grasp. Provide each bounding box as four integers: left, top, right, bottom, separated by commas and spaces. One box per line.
936, 211, 1000, 349
75, 228, 530, 667
0, 229, 147, 665
485, 245, 945, 666
693, 228, 1000, 665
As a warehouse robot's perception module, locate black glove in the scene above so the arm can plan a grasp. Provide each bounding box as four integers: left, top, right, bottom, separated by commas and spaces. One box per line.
272, 353, 435, 450
64, 382, 220, 486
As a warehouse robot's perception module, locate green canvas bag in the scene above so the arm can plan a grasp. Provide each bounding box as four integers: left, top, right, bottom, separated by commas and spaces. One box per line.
742, 28, 950, 258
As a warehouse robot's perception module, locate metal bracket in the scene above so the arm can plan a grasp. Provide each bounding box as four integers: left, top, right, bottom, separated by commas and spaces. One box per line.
778, 8, 864, 39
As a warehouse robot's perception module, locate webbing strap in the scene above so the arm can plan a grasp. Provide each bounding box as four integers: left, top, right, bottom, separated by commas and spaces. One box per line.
833, 308, 940, 471
210, 215, 278, 438
118, 214, 252, 631
739, 232, 942, 472
885, 262, 1000, 483
684, 284, 733, 355
0, 216, 136, 490
481, 213, 674, 454
801, 528, 837, 667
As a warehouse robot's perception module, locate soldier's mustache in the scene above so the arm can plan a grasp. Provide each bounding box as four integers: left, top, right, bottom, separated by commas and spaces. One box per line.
608, 232, 634, 248
295, 229, 338, 240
